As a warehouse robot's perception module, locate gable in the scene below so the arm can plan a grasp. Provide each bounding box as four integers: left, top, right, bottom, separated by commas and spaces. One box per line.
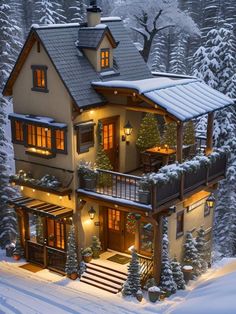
4, 20, 152, 109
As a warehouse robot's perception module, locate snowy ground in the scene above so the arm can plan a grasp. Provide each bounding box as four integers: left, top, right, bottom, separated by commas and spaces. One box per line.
0, 250, 236, 314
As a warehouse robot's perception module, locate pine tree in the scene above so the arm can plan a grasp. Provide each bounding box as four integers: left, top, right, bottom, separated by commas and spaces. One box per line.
160, 217, 177, 295
196, 227, 208, 272
169, 34, 187, 74
13, 232, 23, 257
162, 122, 177, 148
69, 0, 86, 23
184, 121, 195, 146
171, 258, 185, 290
78, 260, 86, 277
96, 145, 113, 187
0, 2, 22, 247
124, 248, 141, 296
65, 225, 78, 275
183, 232, 201, 277
136, 113, 161, 151
34, 0, 66, 25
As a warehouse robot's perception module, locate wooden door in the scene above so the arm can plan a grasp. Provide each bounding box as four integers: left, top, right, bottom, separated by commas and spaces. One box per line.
102, 117, 119, 171
107, 209, 135, 253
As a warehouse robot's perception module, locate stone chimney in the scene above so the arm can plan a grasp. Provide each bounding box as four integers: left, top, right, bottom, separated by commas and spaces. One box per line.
87, 0, 102, 27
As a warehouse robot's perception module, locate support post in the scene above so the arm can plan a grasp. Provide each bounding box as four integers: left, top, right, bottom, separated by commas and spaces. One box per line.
74, 197, 86, 262
206, 112, 214, 155
176, 121, 184, 163
152, 215, 163, 284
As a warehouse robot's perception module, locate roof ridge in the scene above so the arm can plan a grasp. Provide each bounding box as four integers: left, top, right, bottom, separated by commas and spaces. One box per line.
32, 23, 80, 30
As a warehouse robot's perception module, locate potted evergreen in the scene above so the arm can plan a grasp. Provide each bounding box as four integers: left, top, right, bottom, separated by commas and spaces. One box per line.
78, 161, 97, 191
81, 247, 93, 263
13, 236, 23, 261
138, 177, 151, 204
136, 290, 143, 302
148, 286, 161, 302
91, 236, 101, 259
65, 225, 78, 280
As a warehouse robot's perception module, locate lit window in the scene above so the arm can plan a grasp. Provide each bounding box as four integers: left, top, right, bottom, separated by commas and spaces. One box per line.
14, 120, 24, 142
31, 65, 48, 92
101, 49, 110, 70
56, 129, 65, 151
27, 125, 51, 149
176, 211, 184, 238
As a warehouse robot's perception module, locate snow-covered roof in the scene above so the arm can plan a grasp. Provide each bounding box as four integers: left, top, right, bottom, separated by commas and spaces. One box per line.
8, 113, 67, 128
92, 78, 234, 121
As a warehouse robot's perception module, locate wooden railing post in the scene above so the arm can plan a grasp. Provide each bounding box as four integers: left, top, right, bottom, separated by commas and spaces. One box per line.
180, 173, 184, 200
152, 215, 163, 284
176, 121, 184, 163
151, 183, 158, 210
206, 112, 214, 155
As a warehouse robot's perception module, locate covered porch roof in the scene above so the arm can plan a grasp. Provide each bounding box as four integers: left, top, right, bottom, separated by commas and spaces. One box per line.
8, 196, 73, 219
92, 78, 234, 122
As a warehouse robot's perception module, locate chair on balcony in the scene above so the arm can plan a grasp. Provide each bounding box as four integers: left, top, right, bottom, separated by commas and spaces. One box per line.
141, 152, 162, 173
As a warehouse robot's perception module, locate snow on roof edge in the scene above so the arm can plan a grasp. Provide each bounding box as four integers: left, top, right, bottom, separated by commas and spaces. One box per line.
101, 17, 122, 22
32, 23, 80, 30
152, 71, 198, 80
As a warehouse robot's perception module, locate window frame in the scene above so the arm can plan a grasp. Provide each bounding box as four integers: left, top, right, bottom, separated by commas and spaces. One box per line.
11, 120, 24, 144
100, 48, 110, 70
31, 65, 49, 93
176, 210, 184, 238
10, 118, 67, 157
76, 122, 95, 154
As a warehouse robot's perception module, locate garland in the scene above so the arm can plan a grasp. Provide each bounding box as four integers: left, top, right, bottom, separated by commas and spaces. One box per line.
126, 213, 141, 234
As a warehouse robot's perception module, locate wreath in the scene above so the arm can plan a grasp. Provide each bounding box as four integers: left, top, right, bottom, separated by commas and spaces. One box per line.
126, 213, 141, 234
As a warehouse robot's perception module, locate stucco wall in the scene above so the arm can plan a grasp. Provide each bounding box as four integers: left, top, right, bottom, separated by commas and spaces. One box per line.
168, 197, 214, 261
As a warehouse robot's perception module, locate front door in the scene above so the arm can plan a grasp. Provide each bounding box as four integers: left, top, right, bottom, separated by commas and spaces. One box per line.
102, 117, 119, 171
107, 209, 135, 253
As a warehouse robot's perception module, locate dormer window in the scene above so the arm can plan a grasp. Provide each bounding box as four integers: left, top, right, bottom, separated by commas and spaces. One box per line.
31, 65, 48, 93
101, 49, 110, 69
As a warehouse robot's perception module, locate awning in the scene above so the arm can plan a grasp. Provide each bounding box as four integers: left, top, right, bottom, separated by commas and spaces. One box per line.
92, 78, 234, 122
8, 196, 73, 219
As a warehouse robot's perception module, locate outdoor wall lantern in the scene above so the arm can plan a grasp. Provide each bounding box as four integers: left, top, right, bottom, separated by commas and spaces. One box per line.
88, 206, 96, 220
122, 121, 133, 144
206, 194, 215, 209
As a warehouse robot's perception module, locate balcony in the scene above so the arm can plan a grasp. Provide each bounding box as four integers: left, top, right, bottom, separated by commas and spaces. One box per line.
77, 149, 227, 211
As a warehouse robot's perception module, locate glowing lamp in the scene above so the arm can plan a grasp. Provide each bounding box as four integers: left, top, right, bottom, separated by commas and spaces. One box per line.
88, 206, 96, 220
122, 121, 133, 144
206, 194, 215, 209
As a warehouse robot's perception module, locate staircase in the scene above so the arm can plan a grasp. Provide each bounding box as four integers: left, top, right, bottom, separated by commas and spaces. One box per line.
80, 262, 127, 294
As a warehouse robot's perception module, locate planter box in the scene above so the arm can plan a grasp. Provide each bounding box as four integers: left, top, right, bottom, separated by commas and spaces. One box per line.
83, 178, 97, 191
138, 190, 150, 204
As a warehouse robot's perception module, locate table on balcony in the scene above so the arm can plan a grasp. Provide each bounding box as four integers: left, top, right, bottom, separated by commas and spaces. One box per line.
145, 147, 176, 165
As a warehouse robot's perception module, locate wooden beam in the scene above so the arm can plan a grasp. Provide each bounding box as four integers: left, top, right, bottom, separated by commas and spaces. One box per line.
176, 122, 184, 163
74, 199, 86, 262
206, 112, 214, 155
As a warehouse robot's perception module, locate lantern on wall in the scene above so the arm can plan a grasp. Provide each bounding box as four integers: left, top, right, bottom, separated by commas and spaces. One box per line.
88, 206, 96, 220
206, 194, 215, 209
122, 121, 133, 144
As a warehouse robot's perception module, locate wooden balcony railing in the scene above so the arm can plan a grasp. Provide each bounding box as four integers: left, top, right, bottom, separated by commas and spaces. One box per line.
78, 152, 227, 209
47, 246, 66, 274
27, 241, 44, 266
79, 169, 141, 202
138, 253, 154, 286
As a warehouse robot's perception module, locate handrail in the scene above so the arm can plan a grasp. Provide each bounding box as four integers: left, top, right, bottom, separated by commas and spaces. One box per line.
96, 168, 142, 180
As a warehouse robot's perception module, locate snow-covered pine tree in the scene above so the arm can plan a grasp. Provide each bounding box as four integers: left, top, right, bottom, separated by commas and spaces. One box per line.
69, 0, 86, 24
124, 248, 141, 296
78, 260, 86, 277
151, 35, 167, 73
136, 113, 161, 151
183, 232, 201, 277
193, 24, 236, 258
162, 122, 177, 148
122, 281, 132, 297
171, 258, 185, 290
65, 225, 78, 276
0, 1, 22, 248
169, 34, 187, 74
34, 0, 66, 25
13, 232, 23, 257
195, 227, 208, 272
160, 217, 177, 295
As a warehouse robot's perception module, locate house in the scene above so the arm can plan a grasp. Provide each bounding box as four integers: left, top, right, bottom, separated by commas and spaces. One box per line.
3, 1, 233, 293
